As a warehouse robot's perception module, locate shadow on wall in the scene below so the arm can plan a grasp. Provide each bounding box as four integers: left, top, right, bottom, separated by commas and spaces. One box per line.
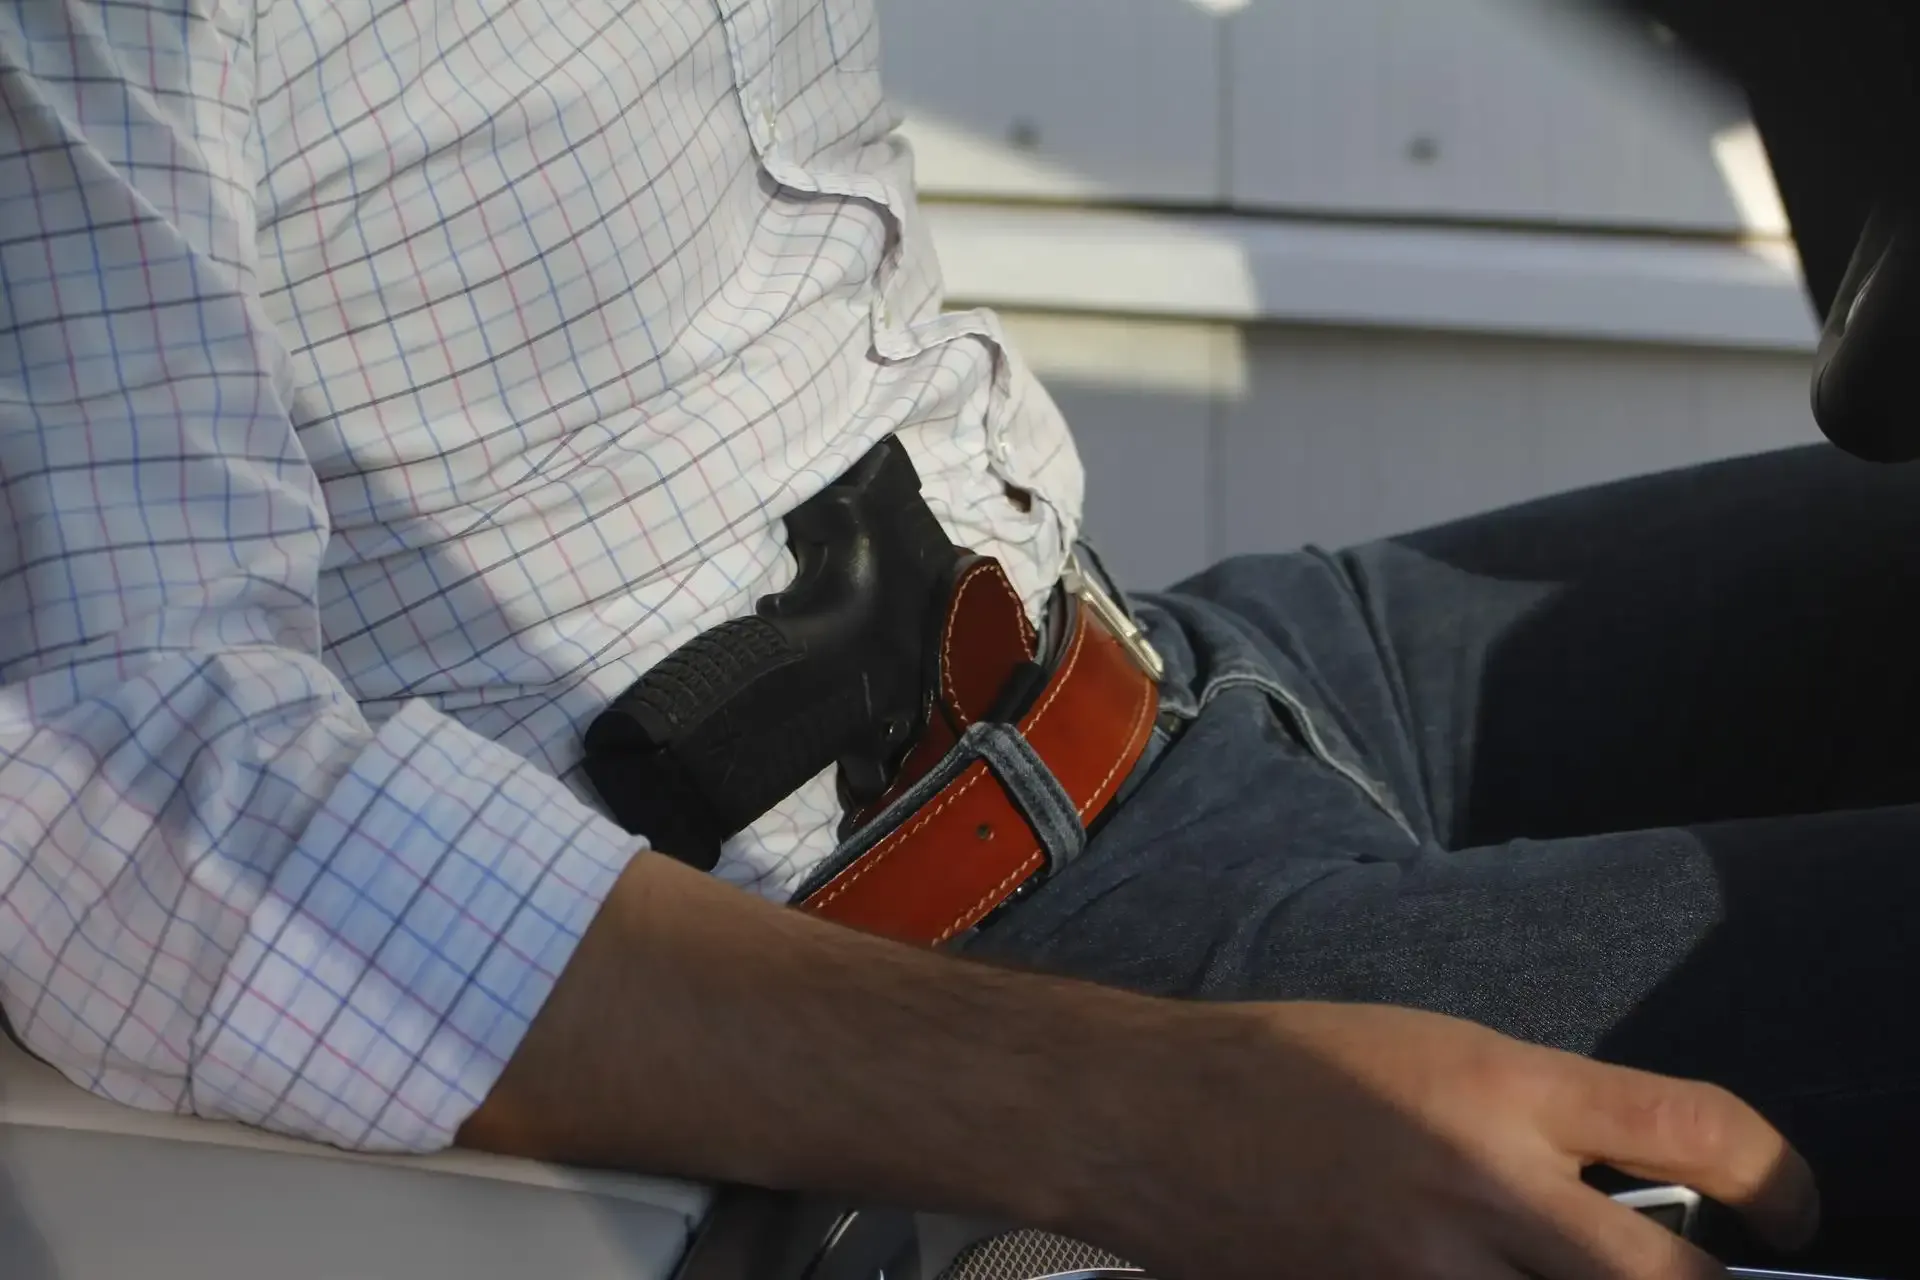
1006, 312, 1823, 594
1377, 445, 1920, 1255
0, 1143, 61, 1280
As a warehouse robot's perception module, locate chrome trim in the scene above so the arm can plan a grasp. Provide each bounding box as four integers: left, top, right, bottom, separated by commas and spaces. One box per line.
1061, 549, 1164, 683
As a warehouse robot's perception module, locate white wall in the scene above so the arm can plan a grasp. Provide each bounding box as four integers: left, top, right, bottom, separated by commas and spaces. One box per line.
1224, 0, 1779, 233
1009, 313, 1821, 589
878, 0, 1784, 234
875, 0, 1226, 204
874, 0, 1828, 588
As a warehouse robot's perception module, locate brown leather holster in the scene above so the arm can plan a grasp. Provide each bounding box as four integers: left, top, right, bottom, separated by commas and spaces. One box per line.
792, 555, 1160, 947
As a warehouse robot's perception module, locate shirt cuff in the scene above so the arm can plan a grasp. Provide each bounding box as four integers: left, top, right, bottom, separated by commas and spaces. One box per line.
188, 700, 640, 1152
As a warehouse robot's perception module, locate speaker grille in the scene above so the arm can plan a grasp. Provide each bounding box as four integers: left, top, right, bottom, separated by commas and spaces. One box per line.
934, 1228, 1142, 1280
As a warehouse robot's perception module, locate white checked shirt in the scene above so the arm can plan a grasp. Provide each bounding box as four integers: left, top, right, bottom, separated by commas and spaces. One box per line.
0, 0, 1081, 1152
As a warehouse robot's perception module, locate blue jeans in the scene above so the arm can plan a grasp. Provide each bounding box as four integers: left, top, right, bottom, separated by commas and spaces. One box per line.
971, 445, 1920, 1261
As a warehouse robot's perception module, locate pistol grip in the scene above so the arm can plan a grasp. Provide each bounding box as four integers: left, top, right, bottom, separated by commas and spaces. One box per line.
584, 617, 876, 869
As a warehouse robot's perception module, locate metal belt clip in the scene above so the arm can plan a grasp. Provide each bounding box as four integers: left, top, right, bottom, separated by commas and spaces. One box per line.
1061, 549, 1164, 683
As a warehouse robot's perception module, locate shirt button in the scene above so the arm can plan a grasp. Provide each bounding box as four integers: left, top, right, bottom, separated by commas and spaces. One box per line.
992, 436, 1013, 463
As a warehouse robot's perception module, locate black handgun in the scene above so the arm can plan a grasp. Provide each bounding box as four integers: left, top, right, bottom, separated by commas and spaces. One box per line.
582, 438, 962, 870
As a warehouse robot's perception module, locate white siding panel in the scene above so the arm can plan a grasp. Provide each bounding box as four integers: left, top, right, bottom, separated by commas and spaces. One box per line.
925, 203, 1817, 352
994, 314, 1824, 588
1227, 0, 1777, 235
997, 313, 1220, 590
1059, 384, 1218, 591
1217, 328, 1823, 556
877, 0, 1226, 203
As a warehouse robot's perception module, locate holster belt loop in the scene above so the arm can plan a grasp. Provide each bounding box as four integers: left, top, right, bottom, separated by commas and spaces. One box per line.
794, 578, 1159, 948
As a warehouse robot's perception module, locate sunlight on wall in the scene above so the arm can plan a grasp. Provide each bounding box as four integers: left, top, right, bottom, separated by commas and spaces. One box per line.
998, 312, 1251, 398
1710, 121, 1792, 240
927, 203, 1263, 320
894, 108, 1109, 200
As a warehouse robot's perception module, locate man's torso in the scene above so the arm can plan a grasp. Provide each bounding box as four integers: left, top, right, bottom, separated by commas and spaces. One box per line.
254, 0, 1084, 896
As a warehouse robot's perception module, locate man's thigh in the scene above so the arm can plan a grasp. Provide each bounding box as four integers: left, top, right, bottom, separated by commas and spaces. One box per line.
995, 443, 1920, 1034
978, 455, 1920, 1221
977, 679, 1920, 1219
1327, 444, 1920, 845
980, 666, 1916, 1071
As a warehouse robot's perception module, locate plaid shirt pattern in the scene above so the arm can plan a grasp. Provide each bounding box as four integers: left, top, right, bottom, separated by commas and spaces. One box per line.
0, 0, 1079, 1152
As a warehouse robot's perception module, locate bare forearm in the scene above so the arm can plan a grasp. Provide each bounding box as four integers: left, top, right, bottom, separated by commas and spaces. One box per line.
456, 852, 1821, 1280
456, 852, 1213, 1229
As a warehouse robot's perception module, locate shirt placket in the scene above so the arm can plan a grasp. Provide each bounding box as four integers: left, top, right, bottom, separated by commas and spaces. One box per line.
715, 1, 780, 160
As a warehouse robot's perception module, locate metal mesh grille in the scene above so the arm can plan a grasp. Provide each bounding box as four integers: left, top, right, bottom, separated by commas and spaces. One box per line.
935, 1228, 1142, 1280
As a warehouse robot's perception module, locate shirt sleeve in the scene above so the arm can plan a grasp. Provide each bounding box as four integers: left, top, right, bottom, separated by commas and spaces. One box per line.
0, 0, 638, 1152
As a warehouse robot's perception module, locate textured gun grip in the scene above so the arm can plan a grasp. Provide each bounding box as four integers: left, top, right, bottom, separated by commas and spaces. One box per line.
586, 617, 872, 867
616, 616, 801, 745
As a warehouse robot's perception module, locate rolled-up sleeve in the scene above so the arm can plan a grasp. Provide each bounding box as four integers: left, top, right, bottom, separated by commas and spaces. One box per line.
0, 0, 636, 1151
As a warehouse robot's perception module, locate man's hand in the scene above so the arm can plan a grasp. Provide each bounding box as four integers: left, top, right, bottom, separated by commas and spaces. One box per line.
1067, 1002, 1818, 1280
459, 854, 1816, 1280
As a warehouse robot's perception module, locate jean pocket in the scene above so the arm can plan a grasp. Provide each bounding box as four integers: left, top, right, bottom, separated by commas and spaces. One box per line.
1225, 669, 1416, 841
1139, 595, 1417, 842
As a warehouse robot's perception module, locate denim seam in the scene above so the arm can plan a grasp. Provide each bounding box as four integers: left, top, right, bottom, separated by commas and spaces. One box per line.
1314, 544, 1441, 844
1155, 675, 1201, 722
1200, 671, 1418, 841
1114, 722, 1174, 809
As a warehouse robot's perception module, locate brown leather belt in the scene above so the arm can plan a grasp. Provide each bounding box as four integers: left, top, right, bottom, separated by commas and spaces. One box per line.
794, 553, 1162, 948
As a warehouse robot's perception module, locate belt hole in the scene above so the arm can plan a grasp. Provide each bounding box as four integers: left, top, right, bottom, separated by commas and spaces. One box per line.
975, 823, 994, 841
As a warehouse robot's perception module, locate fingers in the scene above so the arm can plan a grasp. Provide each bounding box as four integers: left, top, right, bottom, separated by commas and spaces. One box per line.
1544, 1056, 1819, 1252
1504, 1181, 1729, 1280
